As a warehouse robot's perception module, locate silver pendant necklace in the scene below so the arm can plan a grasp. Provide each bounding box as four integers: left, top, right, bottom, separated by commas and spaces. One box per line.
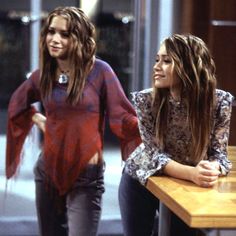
58, 70, 69, 84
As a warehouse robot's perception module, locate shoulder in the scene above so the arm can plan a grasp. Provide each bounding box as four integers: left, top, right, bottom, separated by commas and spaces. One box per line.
88, 58, 119, 90
94, 58, 114, 73
28, 69, 40, 83
16, 69, 40, 89
215, 89, 235, 118
90, 58, 116, 82
131, 88, 153, 109
215, 89, 235, 107
131, 88, 153, 102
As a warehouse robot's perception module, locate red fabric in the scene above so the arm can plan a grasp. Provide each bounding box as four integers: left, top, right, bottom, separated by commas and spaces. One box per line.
6, 59, 141, 194
6, 108, 37, 178
6, 71, 40, 178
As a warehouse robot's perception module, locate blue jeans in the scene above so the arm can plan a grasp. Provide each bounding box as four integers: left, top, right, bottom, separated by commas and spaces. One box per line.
34, 154, 105, 236
119, 172, 199, 236
119, 172, 159, 236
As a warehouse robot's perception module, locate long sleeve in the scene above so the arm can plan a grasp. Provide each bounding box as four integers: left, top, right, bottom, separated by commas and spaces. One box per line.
208, 90, 235, 175
6, 70, 41, 178
101, 62, 141, 160
124, 89, 172, 185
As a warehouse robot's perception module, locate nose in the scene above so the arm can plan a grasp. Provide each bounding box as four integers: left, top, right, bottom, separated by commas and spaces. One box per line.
153, 60, 161, 71
52, 33, 61, 43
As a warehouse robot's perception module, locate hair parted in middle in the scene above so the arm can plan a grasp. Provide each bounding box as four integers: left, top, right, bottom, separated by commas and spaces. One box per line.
39, 6, 96, 105
152, 34, 217, 164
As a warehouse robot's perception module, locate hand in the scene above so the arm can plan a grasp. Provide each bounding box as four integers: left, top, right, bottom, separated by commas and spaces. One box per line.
32, 113, 46, 133
191, 160, 221, 188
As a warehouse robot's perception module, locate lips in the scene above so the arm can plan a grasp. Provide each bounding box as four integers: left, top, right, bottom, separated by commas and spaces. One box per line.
49, 45, 62, 51
153, 74, 165, 80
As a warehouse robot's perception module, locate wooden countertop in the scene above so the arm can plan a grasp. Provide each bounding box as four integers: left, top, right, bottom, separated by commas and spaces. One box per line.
146, 146, 236, 228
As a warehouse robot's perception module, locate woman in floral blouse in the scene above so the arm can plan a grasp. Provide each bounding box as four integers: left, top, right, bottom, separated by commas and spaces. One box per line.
119, 34, 235, 236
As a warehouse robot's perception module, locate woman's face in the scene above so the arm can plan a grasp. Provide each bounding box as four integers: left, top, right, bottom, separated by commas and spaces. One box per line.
46, 16, 70, 61
152, 43, 182, 97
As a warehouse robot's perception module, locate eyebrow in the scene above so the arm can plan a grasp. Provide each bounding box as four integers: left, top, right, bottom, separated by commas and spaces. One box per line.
48, 25, 69, 32
48, 26, 69, 32
156, 54, 169, 58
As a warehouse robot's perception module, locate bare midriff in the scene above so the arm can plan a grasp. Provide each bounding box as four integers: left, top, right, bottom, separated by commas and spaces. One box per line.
88, 152, 103, 165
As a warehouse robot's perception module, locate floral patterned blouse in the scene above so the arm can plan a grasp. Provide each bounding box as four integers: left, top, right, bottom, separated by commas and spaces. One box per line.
124, 88, 234, 185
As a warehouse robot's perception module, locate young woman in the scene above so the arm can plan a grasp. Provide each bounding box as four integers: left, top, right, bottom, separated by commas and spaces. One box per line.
119, 34, 235, 236
6, 6, 140, 236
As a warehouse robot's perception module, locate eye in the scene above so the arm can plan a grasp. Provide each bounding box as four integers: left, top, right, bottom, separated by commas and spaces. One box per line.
163, 59, 172, 64
47, 28, 55, 35
60, 32, 70, 38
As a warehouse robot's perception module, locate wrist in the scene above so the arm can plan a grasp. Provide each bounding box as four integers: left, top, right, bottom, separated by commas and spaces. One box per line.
32, 113, 46, 125
186, 166, 195, 182
32, 113, 39, 124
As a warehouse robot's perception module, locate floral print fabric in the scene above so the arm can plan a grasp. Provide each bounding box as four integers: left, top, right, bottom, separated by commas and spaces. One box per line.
124, 88, 234, 185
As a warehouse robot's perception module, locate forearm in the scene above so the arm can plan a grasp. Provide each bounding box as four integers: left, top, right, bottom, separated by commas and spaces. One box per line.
163, 159, 221, 187
163, 160, 194, 182
32, 112, 46, 132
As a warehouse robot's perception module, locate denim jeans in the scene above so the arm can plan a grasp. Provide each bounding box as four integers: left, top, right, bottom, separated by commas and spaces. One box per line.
34, 154, 105, 236
119, 172, 200, 236
119, 172, 159, 236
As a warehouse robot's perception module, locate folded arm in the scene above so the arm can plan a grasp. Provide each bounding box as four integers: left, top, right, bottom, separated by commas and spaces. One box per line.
163, 159, 220, 187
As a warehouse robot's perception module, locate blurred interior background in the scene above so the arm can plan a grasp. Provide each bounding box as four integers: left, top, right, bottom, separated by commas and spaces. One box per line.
0, 0, 235, 235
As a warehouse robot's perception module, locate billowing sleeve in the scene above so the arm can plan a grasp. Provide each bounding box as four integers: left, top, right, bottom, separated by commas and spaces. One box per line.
101, 63, 141, 160
6, 70, 41, 178
208, 90, 235, 175
127, 90, 172, 184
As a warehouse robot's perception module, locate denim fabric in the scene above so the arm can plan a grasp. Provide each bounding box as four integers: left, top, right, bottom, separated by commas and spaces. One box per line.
119, 172, 159, 236
34, 154, 105, 236
119, 172, 201, 236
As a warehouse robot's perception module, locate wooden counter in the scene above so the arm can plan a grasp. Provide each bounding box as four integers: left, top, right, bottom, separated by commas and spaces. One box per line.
146, 146, 236, 229
147, 172, 236, 228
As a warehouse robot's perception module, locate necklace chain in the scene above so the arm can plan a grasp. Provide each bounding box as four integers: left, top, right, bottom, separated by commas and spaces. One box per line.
60, 69, 69, 74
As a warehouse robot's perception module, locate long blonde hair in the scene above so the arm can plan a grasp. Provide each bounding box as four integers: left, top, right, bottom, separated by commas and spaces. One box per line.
39, 6, 96, 105
152, 34, 217, 163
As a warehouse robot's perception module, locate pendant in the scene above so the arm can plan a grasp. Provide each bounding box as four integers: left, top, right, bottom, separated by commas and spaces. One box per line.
58, 74, 69, 84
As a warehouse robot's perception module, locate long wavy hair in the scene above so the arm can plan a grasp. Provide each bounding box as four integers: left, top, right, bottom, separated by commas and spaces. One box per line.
152, 34, 217, 163
39, 6, 96, 105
